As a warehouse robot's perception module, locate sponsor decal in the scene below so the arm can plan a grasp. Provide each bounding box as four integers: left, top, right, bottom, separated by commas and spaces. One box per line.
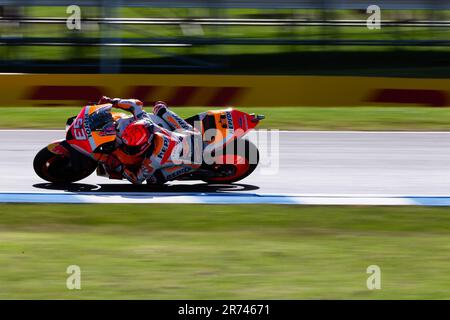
157, 137, 170, 159
47, 142, 70, 157
165, 167, 191, 180
238, 117, 243, 128
226, 112, 234, 131
84, 117, 92, 138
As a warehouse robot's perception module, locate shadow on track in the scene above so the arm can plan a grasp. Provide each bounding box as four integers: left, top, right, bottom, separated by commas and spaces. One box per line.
33, 182, 260, 193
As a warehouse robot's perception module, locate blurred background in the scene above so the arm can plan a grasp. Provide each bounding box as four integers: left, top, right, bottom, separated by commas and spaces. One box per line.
0, 0, 449, 76
0, 1, 449, 129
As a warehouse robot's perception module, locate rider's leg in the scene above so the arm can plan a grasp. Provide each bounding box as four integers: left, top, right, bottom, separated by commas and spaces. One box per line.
153, 163, 201, 183
153, 101, 194, 132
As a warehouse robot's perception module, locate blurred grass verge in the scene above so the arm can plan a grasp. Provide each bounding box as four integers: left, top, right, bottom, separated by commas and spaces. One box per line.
1, 204, 450, 299
3, 106, 450, 131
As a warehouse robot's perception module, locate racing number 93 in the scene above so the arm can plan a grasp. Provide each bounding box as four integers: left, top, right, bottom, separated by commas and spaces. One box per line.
73, 118, 87, 140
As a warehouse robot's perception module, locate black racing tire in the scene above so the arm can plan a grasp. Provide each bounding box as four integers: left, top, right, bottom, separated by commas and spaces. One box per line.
203, 139, 259, 184
33, 147, 97, 184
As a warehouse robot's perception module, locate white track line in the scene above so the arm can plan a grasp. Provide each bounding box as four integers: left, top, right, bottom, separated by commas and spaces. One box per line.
1, 192, 450, 205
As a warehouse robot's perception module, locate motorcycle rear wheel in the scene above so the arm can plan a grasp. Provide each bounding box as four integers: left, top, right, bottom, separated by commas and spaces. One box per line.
203, 140, 259, 184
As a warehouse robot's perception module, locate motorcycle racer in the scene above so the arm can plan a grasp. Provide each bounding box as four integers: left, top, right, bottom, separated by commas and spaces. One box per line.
96, 96, 202, 185
33, 99, 263, 186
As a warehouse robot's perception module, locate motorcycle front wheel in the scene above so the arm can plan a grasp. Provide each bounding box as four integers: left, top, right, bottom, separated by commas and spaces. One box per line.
33, 147, 97, 184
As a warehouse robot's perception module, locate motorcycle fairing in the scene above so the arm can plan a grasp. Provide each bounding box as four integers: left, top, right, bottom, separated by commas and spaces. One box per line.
66, 104, 117, 157
202, 108, 261, 149
47, 139, 70, 157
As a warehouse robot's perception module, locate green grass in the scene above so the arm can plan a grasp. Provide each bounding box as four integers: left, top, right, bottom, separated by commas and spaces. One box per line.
3, 106, 450, 131
1, 204, 450, 299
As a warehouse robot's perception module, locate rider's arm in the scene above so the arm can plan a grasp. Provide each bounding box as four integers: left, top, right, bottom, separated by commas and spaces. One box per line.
98, 96, 146, 120
122, 143, 168, 185
114, 98, 146, 119
123, 156, 156, 185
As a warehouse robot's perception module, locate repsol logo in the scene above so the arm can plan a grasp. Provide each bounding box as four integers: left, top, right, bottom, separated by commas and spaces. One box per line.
84, 118, 92, 138
226, 112, 234, 130
166, 167, 191, 180
157, 137, 170, 159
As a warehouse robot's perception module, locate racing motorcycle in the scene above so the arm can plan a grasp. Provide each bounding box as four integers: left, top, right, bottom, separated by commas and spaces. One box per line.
33, 103, 264, 185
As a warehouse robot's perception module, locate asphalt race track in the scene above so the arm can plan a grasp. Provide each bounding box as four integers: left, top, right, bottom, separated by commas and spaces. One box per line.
2, 130, 450, 204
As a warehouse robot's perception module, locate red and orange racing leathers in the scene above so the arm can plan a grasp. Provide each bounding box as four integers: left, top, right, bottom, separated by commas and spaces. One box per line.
102, 99, 202, 184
